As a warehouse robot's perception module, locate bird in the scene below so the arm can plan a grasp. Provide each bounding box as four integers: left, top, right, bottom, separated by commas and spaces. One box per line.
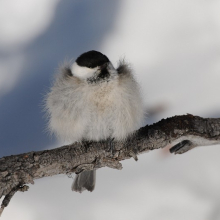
45, 50, 145, 193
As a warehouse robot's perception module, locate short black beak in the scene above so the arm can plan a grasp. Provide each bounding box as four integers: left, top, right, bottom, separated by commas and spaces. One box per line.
100, 62, 108, 71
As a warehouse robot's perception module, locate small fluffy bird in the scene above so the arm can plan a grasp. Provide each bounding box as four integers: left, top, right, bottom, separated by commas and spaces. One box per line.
46, 50, 145, 192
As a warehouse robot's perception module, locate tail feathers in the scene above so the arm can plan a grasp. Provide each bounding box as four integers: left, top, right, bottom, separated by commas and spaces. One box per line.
72, 170, 96, 193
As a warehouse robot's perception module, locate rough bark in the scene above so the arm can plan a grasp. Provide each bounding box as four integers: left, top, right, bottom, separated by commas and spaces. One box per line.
0, 114, 220, 215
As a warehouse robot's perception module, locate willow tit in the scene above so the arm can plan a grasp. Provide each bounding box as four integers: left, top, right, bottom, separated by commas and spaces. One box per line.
46, 50, 145, 192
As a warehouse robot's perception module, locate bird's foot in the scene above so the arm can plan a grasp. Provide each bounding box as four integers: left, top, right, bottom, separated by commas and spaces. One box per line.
128, 150, 138, 161
107, 138, 115, 155
75, 164, 94, 174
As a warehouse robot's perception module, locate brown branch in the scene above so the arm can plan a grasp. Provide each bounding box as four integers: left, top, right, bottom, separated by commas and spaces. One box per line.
0, 114, 220, 215
0, 185, 29, 216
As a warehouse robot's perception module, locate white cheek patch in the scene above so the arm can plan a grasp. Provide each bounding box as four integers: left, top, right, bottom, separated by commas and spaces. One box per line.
71, 62, 98, 79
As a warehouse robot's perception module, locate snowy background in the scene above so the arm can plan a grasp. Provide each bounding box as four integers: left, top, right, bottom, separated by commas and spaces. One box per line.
0, 0, 220, 219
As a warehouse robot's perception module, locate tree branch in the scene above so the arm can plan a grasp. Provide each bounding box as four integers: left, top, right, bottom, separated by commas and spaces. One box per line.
0, 114, 220, 215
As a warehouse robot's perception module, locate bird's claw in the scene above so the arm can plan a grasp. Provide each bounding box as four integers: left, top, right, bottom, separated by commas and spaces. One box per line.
107, 138, 115, 155
128, 150, 138, 161
75, 164, 94, 174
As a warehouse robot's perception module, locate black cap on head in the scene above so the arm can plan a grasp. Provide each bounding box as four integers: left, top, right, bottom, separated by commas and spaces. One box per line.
76, 50, 109, 68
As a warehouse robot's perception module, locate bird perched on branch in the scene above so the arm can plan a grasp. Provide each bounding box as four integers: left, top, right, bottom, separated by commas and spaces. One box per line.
46, 50, 145, 192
